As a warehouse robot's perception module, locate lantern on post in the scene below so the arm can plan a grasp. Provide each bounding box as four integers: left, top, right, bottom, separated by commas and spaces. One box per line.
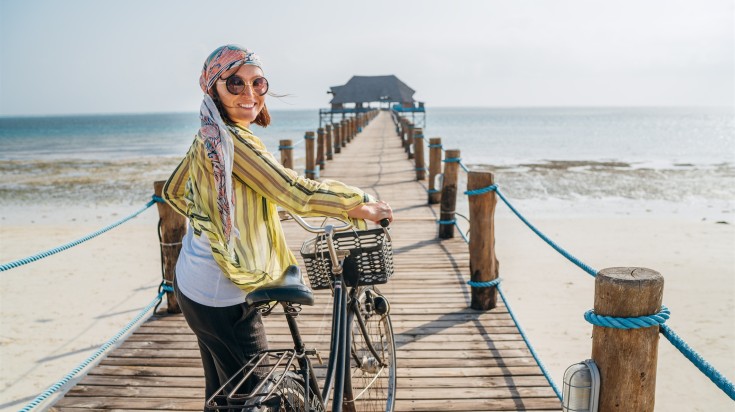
562, 359, 600, 412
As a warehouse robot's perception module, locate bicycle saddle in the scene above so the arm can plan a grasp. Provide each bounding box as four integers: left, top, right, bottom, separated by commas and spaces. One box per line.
246, 265, 315, 306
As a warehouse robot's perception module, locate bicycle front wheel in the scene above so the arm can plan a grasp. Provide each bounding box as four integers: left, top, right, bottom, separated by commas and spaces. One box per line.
347, 286, 397, 412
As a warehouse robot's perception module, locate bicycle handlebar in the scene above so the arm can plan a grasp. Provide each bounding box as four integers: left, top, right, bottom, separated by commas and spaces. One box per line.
282, 211, 354, 234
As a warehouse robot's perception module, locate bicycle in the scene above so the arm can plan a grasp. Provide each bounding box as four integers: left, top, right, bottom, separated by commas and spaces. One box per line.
205, 213, 397, 412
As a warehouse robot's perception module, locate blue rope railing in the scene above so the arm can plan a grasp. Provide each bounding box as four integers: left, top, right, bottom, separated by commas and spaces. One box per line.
443, 156, 470, 173
0, 196, 162, 272
464, 185, 598, 277
584, 305, 734, 400
660, 324, 735, 400
461, 183, 734, 400
19, 284, 168, 411
462, 269, 562, 398
498, 285, 562, 399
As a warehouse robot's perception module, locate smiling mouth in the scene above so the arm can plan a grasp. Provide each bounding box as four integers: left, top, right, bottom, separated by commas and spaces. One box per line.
238, 103, 256, 109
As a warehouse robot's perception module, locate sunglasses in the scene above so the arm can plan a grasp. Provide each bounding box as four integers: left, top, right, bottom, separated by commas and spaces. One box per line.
217, 75, 269, 96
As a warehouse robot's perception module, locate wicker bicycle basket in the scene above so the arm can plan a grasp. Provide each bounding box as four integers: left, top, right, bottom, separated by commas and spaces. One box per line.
300, 228, 394, 290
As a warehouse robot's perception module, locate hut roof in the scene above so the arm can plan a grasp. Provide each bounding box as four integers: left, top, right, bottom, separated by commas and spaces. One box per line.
329, 75, 415, 104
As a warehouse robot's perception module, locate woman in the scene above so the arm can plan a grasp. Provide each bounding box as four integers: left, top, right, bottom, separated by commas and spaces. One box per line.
163, 44, 392, 409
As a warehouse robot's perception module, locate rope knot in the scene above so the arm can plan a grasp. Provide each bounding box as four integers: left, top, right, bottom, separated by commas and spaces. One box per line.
467, 278, 502, 288
584, 306, 670, 329
464, 185, 497, 196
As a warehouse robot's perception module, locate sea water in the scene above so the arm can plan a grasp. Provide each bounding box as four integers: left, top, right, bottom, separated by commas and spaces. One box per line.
0, 107, 733, 219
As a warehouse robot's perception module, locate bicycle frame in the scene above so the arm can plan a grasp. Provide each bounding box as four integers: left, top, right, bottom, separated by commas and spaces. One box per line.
284, 256, 360, 412
209, 213, 390, 411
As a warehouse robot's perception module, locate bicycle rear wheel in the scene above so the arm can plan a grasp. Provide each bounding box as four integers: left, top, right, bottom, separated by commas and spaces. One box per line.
347, 286, 397, 412
271, 371, 325, 412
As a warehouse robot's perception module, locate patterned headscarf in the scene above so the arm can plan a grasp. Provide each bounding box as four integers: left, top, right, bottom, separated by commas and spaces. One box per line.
198, 45, 263, 250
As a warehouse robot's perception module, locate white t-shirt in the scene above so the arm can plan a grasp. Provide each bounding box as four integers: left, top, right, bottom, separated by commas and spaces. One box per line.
175, 224, 247, 307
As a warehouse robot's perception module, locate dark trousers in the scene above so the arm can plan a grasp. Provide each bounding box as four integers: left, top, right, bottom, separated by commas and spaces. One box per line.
174, 277, 268, 411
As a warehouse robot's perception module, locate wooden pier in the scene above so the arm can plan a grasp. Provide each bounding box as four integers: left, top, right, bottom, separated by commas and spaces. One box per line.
53, 111, 561, 411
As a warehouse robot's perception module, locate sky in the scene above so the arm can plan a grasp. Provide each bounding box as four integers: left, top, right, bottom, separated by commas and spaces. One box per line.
0, 0, 733, 116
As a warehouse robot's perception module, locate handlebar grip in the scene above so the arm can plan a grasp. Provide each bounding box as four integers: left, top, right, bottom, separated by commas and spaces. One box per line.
379, 218, 390, 228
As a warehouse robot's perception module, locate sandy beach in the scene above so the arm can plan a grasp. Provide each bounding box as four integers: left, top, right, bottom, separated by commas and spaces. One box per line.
1, 197, 733, 411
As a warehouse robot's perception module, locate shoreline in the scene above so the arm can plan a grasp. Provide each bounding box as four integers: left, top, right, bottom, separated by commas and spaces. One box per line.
1, 196, 734, 411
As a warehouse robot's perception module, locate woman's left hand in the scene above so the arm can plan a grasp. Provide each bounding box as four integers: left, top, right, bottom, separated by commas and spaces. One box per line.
347, 200, 393, 224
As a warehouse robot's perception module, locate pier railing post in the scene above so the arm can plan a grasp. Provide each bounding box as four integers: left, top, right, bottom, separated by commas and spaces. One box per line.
152, 181, 184, 314
439, 149, 460, 239
304, 131, 316, 179
467, 171, 499, 310
592, 267, 664, 411
341, 120, 348, 147
325, 124, 334, 160
402, 118, 409, 149
428, 137, 443, 204
413, 128, 426, 180
402, 119, 409, 150
334, 122, 342, 154
406, 122, 415, 159
279, 139, 293, 169
317, 127, 326, 172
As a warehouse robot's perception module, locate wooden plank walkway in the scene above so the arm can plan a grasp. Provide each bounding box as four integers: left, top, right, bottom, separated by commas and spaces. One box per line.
53, 112, 561, 411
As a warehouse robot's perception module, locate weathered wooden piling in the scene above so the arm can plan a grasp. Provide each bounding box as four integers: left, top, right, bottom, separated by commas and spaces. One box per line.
438, 149, 460, 239
317, 127, 326, 171
334, 122, 342, 154
305, 131, 316, 179
279, 139, 294, 169
152, 181, 185, 314
467, 171, 499, 310
346, 118, 353, 142
428, 137, 443, 204
405, 122, 414, 158
325, 124, 334, 160
592, 267, 664, 412
413, 128, 426, 180
341, 120, 348, 147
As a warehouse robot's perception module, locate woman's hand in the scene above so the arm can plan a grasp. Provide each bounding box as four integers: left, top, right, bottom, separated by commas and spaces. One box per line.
347, 200, 393, 225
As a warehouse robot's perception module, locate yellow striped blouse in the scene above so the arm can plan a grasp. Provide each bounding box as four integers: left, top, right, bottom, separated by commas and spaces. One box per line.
163, 124, 369, 292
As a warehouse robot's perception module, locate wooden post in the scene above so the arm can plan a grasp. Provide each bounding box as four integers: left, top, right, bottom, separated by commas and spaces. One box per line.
401, 120, 412, 153
591, 267, 664, 411
439, 149, 460, 239
413, 128, 426, 180
406, 123, 415, 159
467, 171, 499, 310
279, 139, 293, 169
341, 120, 348, 147
399, 118, 405, 144
428, 137, 442, 204
334, 123, 342, 154
325, 124, 334, 160
152, 181, 184, 314
304, 131, 316, 179
317, 127, 326, 171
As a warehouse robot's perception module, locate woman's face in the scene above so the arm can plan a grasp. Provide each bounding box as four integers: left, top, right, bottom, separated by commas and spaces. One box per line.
214, 64, 266, 128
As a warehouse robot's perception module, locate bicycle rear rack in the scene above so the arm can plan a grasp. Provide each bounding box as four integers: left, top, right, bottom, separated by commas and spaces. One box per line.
205, 349, 299, 410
